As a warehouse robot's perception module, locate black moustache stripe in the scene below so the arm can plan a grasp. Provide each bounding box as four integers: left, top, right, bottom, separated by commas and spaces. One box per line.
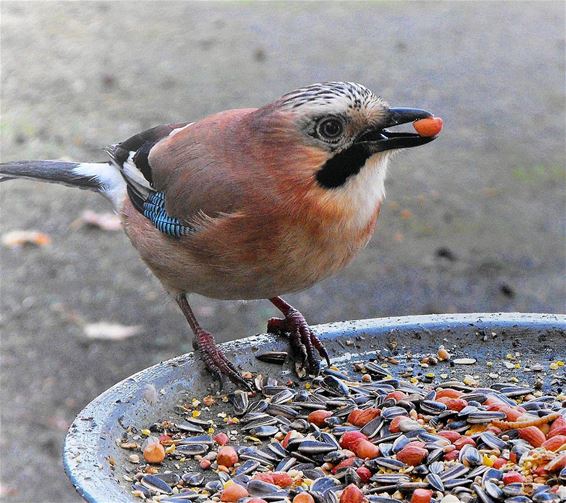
315, 144, 371, 189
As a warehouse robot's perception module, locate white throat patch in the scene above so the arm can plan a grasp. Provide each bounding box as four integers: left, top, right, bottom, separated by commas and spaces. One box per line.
322, 153, 389, 230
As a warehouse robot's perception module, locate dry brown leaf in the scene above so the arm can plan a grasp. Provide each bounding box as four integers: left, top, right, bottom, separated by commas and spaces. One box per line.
83, 322, 142, 340
0, 484, 18, 497
71, 210, 122, 231
1, 230, 51, 248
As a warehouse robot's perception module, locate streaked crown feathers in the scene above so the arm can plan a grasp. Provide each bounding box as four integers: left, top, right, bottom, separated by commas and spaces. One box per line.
277, 81, 386, 113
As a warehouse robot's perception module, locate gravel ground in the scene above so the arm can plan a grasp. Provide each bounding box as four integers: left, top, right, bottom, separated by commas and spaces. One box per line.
0, 1, 564, 501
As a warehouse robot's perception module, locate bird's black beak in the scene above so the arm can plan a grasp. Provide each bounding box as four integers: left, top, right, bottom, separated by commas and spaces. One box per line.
356, 107, 439, 153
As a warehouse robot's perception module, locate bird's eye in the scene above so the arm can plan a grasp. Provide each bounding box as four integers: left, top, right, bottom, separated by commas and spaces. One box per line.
316, 117, 344, 141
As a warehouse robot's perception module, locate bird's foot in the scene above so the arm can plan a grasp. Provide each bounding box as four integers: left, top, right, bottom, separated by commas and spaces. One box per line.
267, 306, 330, 377
193, 329, 252, 391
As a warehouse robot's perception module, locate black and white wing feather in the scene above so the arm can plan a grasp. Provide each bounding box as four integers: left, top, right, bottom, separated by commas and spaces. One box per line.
106, 122, 195, 238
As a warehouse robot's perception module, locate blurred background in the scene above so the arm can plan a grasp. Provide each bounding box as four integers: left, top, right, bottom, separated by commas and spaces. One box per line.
1, 1, 564, 501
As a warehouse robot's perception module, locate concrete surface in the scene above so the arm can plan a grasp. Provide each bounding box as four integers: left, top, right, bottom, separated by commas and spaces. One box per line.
0, 1, 564, 501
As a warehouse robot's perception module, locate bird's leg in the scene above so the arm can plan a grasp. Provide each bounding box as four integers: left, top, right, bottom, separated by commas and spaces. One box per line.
175, 294, 251, 390
267, 296, 331, 375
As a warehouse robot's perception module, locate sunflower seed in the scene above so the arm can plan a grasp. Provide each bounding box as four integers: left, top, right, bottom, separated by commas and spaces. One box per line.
420, 400, 448, 415
444, 478, 473, 489
371, 474, 411, 485
256, 351, 288, 364
440, 463, 469, 481
459, 445, 482, 467
466, 411, 506, 423
426, 472, 445, 491
175, 444, 209, 456
181, 472, 204, 486
276, 456, 297, 472
270, 389, 295, 404
361, 416, 384, 438
484, 479, 504, 500
249, 425, 280, 437
479, 431, 507, 450
177, 434, 214, 445
141, 474, 173, 494
153, 472, 180, 486
230, 389, 249, 415
247, 479, 288, 497
241, 415, 278, 431
297, 440, 336, 454
175, 422, 205, 433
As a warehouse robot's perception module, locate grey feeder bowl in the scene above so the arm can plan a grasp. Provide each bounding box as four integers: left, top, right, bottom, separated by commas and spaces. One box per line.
64, 313, 566, 502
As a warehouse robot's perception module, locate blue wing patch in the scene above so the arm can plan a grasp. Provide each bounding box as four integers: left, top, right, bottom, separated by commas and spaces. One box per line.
143, 191, 194, 238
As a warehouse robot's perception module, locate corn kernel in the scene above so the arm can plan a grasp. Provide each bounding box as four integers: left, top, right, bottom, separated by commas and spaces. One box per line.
466, 424, 487, 435
483, 454, 495, 466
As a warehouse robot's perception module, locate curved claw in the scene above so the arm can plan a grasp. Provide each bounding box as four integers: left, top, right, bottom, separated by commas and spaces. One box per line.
288, 326, 308, 365
196, 329, 252, 391
300, 325, 320, 375
267, 299, 331, 377
218, 356, 252, 391
309, 331, 331, 367
226, 372, 253, 392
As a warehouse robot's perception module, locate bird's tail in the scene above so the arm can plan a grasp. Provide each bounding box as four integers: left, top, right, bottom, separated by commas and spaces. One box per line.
0, 160, 126, 209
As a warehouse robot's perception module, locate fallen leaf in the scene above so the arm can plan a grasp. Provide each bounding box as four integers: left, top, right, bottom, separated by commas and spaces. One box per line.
0, 484, 18, 497
482, 187, 500, 197
1, 230, 51, 248
83, 322, 142, 340
71, 210, 121, 231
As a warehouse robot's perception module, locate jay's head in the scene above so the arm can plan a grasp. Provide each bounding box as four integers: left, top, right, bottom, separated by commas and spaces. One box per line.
249, 82, 438, 194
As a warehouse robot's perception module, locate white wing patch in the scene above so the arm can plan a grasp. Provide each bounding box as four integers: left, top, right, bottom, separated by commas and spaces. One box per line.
122, 152, 152, 194
74, 162, 126, 210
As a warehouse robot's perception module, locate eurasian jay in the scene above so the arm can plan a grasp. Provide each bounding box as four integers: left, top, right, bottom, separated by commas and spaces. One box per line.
0, 82, 441, 389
